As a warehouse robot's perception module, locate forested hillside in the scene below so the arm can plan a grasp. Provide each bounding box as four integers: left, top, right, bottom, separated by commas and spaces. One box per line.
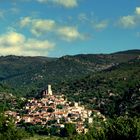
55, 57, 140, 117
0, 50, 140, 140
0, 50, 139, 96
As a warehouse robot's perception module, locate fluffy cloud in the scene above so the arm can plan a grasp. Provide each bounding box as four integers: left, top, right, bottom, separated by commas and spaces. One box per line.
78, 13, 88, 22
36, 0, 78, 8
118, 7, 140, 28
20, 17, 85, 41
20, 17, 56, 36
119, 15, 136, 28
57, 26, 84, 41
54, 0, 78, 8
93, 20, 108, 30
0, 31, 55, 56
135, 7, 140, 15
20, 17, 31, 27
31, 19, 55, 36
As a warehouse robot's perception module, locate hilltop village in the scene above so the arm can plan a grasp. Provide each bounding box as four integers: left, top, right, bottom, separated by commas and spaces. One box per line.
5, 85, 106, 134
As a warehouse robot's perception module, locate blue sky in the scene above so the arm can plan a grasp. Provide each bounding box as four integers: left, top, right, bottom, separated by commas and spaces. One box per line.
0, 0, 140, 57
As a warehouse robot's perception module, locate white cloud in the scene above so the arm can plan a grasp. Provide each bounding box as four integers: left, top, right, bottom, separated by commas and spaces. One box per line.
36, 0, 78, 8
78, 13, 88, 22
93, 20, 108, 30
20, 17, 56, 36
54, 0, 78, 8
135, 7, 140, 15
118, 7, 140, 28
37, 0, 48, 2
19, 17, 86, 41
0, 31, 55, 56
20, 17, 32, 27
0, 31, 25, 46
31, 19, 55, 36
57, 26, 84, 41
119, 15, 136, 28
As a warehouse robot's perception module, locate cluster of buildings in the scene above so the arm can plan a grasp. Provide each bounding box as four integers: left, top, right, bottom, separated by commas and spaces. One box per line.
5, 85, 106, 134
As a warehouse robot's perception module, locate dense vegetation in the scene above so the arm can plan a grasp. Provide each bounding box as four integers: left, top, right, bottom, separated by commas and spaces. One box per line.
71, 116, 140, 140
0, 113, 29, 140
0, 50, 140, 139
56, 58, 140, 117
0, 50, 139, 96
1, 112, 140, 140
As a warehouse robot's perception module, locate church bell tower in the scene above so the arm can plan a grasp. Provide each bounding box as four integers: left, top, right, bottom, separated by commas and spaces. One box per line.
48, 84, 52, 95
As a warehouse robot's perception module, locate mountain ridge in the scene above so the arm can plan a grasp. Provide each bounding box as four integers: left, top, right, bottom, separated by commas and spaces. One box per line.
0, 49, 139, 96
55, 57, 140, 117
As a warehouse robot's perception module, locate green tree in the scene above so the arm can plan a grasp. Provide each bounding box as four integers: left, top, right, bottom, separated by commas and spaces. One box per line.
47, 107, 54, 113
56, 104, 63, 109
0, 113, 29, 140
106, 116, 140, 140
60, 123, 76, 137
